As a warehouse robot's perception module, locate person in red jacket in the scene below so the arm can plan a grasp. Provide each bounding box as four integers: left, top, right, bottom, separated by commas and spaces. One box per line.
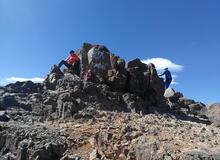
58, 50, 80, 75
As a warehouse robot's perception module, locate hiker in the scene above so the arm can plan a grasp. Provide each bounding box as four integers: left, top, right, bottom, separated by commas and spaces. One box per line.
58, 50, 80, 75
159, 68, 172, 89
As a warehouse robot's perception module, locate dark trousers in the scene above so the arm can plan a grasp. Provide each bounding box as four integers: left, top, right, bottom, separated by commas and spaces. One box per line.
58, 60, 72, 69
58, 60, 80, 76
165, 78, 172, 89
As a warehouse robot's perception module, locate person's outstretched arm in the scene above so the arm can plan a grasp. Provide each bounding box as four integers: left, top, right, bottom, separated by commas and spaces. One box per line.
159, 71, 165, 76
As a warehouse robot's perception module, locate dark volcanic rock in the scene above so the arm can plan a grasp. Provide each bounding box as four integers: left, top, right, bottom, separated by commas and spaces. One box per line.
5, 81, 42, 94
107, 68, 127, 91
127, 67, 149, 95
127, 58, 147, 71
0, 122, 68, 160
87, 45, 111, 83
164, 88, 209, 123
43, 65, 64, 90
0, 43, 216, 159
0, 111, 10, 122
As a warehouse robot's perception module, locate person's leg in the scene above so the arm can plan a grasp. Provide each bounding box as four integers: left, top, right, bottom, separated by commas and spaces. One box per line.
73, 60, 80, 76
63, 61, 72, 69
58, 60, 65, 68
165, 81, 168, 89
165, 79, 172, 89
59, 60, 72, 69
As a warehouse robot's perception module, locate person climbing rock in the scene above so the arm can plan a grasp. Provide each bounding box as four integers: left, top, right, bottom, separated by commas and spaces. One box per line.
159, 68, 172, 89
58, 50, 80, 75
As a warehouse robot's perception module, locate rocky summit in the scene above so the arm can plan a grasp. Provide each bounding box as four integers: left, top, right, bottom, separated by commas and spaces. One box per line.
0, 43, 220, 160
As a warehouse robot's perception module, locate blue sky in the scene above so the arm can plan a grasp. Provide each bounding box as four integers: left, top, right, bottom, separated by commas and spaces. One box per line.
0, 0, 219, 104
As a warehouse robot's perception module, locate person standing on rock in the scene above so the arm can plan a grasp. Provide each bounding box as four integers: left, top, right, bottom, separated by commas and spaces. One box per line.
159, 68, 172, 89
58, 50, 80, 75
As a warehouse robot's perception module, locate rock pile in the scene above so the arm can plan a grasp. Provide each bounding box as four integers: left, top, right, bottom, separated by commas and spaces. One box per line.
164, 88, 207, 117
0, 43, 220, 159
44, 43, 165, 106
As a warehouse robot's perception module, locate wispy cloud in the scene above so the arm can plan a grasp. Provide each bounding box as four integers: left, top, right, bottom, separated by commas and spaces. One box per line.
171, 75, 178, 85
142, 58, 184, 72
142, 58, 184, 85
0, 77, 44, 86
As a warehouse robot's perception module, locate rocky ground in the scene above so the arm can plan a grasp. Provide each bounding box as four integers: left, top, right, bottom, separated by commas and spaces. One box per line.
1, 109, 220, 160
0, 43, 220, 160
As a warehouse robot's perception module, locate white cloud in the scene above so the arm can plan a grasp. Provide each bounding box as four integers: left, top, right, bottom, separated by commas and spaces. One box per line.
142, 58, 184, 72
171, 75, 178, 85
142, 58, 184, 85
0, 77, 44, 86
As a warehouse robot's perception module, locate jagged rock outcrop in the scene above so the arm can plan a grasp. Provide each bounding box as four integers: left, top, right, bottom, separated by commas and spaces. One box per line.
39, 43, 166, 118
206, 103, 220, 127
1, 42, 220, 160
164, 88, 208, 119
43, 65, 64, 90
87, 45, 111, 83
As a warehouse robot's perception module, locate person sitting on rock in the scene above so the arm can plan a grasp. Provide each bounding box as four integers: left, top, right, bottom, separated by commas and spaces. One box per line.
58, 50, 80, 75
159, 68, 172, 89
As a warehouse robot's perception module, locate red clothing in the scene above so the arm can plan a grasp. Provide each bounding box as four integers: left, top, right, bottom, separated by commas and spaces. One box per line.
83, 69, 94, 81
66, 53, 79, 65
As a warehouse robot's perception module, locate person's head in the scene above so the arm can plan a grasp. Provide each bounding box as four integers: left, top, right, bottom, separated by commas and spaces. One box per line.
69, 50, 75, 54
164, 68, 168, 71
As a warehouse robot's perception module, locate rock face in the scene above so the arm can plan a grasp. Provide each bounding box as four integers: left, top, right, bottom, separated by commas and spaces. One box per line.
87, 45, 111, 83
164, 88, 208, 120
206, 103, 220, 127
0, 43, 219, 159
42, 43, 165, 113
0, 113, 68, 160
43, 65, 64, 90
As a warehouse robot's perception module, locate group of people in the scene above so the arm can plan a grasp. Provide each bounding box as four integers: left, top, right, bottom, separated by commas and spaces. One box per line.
58, 50, 173, 89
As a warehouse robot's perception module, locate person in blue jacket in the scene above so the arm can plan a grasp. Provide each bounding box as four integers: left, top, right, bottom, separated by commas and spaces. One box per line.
159, 68, 172, 89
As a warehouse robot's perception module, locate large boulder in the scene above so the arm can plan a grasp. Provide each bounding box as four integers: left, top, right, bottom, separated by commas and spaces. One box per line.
127, 58, 147, 71
126, 59, 165, 105
127, 67, 149, 95
107, 69, 127, 91
164, 88, 183, 101
127, 58, 149, 95
147, 63, 165, 103
164, 88, 176, 98
206, 103, 220, 126
87, 45, 111, 83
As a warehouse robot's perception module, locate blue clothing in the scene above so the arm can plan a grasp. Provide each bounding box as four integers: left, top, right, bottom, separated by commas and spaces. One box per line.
165, 78, 172, 89
159, 70, 172, 79
159, 70, 172, 89
58, 59, 80, 76
58, 60, 72, 69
